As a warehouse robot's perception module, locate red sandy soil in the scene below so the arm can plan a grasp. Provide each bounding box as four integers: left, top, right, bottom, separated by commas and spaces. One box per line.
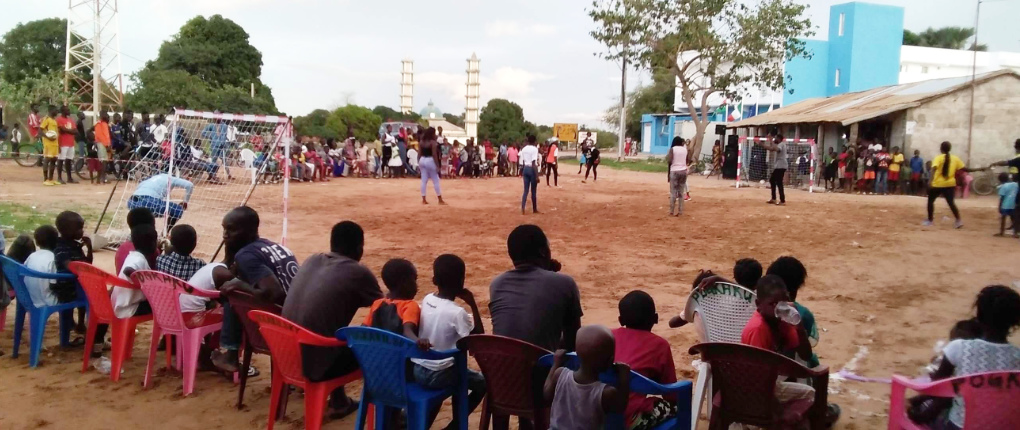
1, 159, 1017, 429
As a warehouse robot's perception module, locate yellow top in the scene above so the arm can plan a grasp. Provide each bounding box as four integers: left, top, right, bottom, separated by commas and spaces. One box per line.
890, 153, 905, 172
40, 116, 59, 146
930, 154, 964, 188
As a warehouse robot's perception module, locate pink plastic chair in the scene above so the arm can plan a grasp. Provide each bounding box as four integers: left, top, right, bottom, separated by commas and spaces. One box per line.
131, 270, 223, 396
68, 262, 153, 381
888, 371, 1020, 429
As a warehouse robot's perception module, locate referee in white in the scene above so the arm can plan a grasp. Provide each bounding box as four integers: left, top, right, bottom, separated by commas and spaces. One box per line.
519, 134, 540, 215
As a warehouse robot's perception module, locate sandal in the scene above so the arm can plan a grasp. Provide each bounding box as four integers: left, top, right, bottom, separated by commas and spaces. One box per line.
67, 336, 86, 347
327, 396, 360, 420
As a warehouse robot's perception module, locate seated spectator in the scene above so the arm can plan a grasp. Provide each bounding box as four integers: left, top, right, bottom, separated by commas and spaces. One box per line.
183, 252, 233, 314
734, 258, 763, 290
363, 259, 427, 347
766, 256, 819, 367
54, 211, 92, 336
115, 207, 156, 274
408, 147, 420, 171
283, 221, 382, 416
928, 285, 1020, 430
412, 254, 486, 430
907, 318, 983, 426
741, 275, 815, 427
113, 224, 158, 318
1, 233, 36, 356
544, 325, 630, 430
156, 224, 206, 282
613, 291, 678, 430
489, 224, 581, 352
24, 225, 61, 308
668, 270, 716, 343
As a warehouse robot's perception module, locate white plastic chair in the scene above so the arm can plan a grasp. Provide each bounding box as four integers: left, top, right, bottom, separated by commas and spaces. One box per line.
239, 148, 257, 184
683, 282, 757, 430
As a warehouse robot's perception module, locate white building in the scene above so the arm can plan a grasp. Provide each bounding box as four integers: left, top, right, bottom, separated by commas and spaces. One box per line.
899, 46, 1020, 84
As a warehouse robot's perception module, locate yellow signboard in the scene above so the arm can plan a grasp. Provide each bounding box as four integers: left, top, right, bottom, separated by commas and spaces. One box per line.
553, 123, 578, 142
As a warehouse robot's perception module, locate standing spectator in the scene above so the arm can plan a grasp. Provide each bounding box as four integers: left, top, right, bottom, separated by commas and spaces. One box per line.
889, 146, 905, 194
135, 112, 155, 164
381, 125, 395, 178
546, 139, 560, 187
202, 117, 232, 180
875, 144, 891, 195
94, 112, 112, 184
666, 137, 688, 216
283, 221, 382, 416
489, 224, 581, 352
213, 206, 298, 373
499, 141, 509, 176
57, 106, 78, 184
909, 150, 925, 195
40, 106, 60, 185
75, 111, 88, 159
27, 104, 41, 144
507, 143, 519, 176
758, 134, 788, 205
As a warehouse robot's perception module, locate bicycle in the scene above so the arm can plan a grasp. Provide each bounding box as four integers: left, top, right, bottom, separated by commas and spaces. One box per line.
970, 167, 1005, 196
3, 137, 91, 180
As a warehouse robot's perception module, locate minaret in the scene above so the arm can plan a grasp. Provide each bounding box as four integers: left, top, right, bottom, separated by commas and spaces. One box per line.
400, 59, 414, 115
464, 53, 480, 141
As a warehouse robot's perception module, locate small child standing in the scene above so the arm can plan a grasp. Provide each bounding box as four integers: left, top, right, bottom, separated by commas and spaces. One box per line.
545, 325, 630, 430
613, 291, 678, 430
363, 258, 427, 347
995, 173, 1018, 237
412, 254, 487, 430
85, 130, 102, 184
24, 225, 61, 308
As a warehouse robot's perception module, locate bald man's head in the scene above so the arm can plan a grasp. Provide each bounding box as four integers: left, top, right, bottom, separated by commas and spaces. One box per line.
576, 325, 615, 372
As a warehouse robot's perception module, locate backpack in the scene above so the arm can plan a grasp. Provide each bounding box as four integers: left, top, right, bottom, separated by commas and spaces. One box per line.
371, 301, 404, 334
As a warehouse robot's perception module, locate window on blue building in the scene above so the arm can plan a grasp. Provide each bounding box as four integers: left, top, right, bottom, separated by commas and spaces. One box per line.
838, 13, 845, 36
835, 69, 841, 87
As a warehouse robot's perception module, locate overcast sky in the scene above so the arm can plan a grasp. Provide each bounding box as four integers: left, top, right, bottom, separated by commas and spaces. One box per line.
6, 0, 1018, 127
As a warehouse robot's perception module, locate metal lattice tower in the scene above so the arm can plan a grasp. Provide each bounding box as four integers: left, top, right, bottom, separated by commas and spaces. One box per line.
65, 0, 124, 116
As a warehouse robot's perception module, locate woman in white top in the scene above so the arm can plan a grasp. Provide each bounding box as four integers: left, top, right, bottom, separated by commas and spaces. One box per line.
665, 137, 689, 216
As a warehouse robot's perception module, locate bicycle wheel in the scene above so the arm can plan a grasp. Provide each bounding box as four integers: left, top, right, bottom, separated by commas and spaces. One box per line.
75, 156, 90, 180
971, 173, 996, 196
15, 143, 42, 167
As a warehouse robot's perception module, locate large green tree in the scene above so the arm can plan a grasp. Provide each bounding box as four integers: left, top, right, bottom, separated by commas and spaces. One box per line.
590, 0, 812, 158
0, 72, 70, 129
0, 18, 66, 84
128, 15, 278, 114
293, 109, 338, 139
478, 98, 529, 143
326, 105, 382, 142
903, 27, 986, 51
603, 79, 674, 141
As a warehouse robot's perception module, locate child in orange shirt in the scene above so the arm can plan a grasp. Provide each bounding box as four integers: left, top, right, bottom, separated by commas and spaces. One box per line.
363, 258, 430, 349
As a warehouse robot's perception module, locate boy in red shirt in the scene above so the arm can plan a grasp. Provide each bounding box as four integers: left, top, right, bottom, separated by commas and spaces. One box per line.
613, 290, 678, 430
56, 106, 79, 184
27, 104, 41, 143
741, 275, 815, 427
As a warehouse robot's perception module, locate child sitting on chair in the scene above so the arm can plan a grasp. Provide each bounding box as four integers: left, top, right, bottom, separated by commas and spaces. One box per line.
53, 211, 92, 336
741, 275, 816, 427
24, 225, 61, 308
545, 325, 630, 430
613, 291, 678, 430
114, 224, 158, 318
363, 259, 428, 348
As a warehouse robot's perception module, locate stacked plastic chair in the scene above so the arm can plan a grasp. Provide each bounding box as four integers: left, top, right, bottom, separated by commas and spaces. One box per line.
888, 370, 1020, 429
337, 326, 469, 430
68, 262, 152, 381
683, 282, 757, 429
688, 342, 829, 430
1, 255, 88, 367
132, 270, 223, 396
457, 334, 552, 430
248, 310, 363, 430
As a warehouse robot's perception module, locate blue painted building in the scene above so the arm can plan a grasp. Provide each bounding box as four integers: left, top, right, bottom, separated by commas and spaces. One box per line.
784, 2, 904, 104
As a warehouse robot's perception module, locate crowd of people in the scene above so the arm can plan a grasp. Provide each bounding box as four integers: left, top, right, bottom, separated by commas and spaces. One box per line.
1, 200, 1018, 429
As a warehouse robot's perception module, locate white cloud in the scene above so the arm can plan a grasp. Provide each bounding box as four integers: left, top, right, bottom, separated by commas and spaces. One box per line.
484, 20, 558, 38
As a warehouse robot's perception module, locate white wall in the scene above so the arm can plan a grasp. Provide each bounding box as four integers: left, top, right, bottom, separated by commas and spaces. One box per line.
899, 46, 1020, 84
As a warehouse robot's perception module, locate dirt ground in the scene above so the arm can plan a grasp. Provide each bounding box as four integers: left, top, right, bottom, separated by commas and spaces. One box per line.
1, 159, 1018, 429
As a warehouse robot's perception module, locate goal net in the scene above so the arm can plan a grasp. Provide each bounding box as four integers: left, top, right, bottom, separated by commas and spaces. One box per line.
98, 109, 293, 260
736, 137, 816, 192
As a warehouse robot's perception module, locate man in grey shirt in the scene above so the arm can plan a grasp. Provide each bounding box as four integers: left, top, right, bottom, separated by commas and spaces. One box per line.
759, 134, 789, 205
282, 221, 382, 414
489, 224, 583, 352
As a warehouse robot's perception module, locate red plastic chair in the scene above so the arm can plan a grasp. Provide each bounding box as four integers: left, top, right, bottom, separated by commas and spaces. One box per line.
248, 310, 363, 430
688, 343, 830, 430
132, 270, 223, 396
225, 290, 282, 410
67, 262, 153, 381
888, 371, 1020, 429
457, 334, 552, 430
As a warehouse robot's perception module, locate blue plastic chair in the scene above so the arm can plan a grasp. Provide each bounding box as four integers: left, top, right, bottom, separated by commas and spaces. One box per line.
539, 353, 694, 430
336, 326, 469, 430
0, 255, 88, 367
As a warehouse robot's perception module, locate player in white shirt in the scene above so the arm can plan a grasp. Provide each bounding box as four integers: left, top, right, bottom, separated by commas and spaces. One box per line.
412, 254, 486, 429
518, 135, 541, 214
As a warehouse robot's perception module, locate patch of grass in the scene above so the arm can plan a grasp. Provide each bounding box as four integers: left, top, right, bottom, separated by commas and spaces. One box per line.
0, 202, 55, 238
598, 158, 669, 173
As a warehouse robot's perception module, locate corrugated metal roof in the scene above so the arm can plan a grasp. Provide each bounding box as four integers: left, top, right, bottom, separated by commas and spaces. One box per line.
728, 69, 1019, 128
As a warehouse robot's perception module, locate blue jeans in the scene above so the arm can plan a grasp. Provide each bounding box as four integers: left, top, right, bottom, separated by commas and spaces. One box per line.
211, 145, 230, 175
522, 166, 538, 211
875, 170, 888, 194
220, 300, 241, 351
128, 195, 184, 221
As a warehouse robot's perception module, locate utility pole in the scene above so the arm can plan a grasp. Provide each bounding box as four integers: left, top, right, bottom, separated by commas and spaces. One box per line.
966, 0, 983, 165
617, 1, 630, 161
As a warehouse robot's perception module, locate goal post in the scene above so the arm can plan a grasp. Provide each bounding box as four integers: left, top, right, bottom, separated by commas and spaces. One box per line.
736, 137, 816, 193
98, 108, 294, 260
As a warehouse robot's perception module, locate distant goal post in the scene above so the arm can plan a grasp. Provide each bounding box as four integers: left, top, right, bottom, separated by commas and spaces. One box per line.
736, 137, 817, 193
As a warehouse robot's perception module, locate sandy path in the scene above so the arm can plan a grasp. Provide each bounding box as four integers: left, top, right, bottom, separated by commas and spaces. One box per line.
1, 160, 1017, 429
